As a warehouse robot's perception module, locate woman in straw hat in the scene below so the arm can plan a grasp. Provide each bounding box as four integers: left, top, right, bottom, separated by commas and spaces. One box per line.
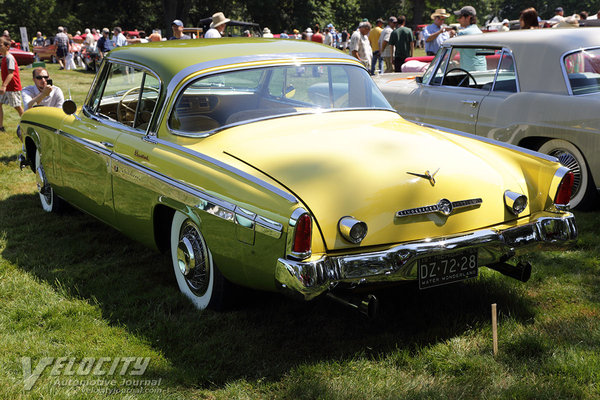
205, 12, 230, 38
422, 8, 454, 55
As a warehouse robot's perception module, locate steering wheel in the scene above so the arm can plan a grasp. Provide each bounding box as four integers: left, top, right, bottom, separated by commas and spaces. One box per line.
444, 68, 477, 87
117, 86, 159, 125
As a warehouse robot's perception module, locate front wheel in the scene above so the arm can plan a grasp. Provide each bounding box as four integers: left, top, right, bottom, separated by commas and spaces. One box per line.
35, 149, 63, 213
538, 139, 598, 209
170, 211, 226, 310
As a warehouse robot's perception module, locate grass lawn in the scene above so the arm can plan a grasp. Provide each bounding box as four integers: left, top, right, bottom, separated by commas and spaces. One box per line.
1, 61, 599, 399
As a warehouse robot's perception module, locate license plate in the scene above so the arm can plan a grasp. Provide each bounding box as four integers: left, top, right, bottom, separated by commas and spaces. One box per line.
418, 249, 478, 289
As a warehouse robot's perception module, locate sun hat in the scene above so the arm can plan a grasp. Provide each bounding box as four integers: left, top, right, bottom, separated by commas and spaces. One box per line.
430, 9, 450, 19
210, 12, 230, 29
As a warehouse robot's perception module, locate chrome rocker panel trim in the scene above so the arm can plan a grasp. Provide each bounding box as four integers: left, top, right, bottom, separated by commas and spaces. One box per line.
275, 213, 577, 300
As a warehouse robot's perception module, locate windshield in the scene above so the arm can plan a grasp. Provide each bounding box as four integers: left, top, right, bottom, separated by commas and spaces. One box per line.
169, 63, 392, 135
564, 48, 600, 95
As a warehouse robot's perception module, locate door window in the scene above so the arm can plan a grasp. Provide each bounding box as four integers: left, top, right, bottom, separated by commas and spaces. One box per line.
431, 47, 503, 90
86, 62, 160, 131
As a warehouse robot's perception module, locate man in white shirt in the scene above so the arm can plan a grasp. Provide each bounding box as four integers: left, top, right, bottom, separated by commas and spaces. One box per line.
350, 22, 372, 70
112, 27, 127, 47
22, 68, 64, 110
205, 12, 230, 38
379, 16, 397, 73
548, 7, 565, 25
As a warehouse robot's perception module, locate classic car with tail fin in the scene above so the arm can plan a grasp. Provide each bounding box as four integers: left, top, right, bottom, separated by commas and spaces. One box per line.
19, 39, 576, 316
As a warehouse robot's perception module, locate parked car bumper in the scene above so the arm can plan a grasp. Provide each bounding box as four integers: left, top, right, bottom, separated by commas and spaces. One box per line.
275, 211, 577, 300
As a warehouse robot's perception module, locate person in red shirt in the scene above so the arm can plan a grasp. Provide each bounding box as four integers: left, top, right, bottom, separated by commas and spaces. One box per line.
0, 39, 24, 133
311, 25, 324, 43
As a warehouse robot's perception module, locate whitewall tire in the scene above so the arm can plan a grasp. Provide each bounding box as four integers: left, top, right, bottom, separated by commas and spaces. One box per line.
538, 139, 596, 209
170, 211, 223, 310
35, 149, 62, 213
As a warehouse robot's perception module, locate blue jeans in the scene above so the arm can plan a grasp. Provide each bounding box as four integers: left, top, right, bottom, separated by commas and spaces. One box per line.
370, 51, 382, 75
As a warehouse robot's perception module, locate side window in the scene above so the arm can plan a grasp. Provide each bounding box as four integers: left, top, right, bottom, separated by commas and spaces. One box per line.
493, 51, 518, 93
564, 49, 600, 95
430, 48, 451, 86
86, 62, 159, 131
432, 47, 501, 90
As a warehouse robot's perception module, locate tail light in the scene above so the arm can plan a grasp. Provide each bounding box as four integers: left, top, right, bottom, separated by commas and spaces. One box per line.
554, 171, 574, 206
292, 213, 312, 256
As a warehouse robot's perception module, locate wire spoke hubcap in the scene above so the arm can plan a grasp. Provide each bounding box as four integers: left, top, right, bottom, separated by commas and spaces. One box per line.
177, 221, 210, 296
549, 149, 582, 199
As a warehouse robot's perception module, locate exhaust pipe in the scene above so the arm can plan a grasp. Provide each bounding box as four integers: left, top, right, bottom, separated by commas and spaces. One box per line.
327, 293, 379, 319
487, 261, 532, 282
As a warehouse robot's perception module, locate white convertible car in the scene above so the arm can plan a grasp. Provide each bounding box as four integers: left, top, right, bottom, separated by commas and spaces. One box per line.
375, 28, 600, 209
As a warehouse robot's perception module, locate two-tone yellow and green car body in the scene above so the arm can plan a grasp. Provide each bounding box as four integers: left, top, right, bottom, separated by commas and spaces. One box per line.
19, 39, 577, 312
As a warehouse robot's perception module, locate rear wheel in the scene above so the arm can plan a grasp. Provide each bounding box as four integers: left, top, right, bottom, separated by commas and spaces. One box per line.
170, 211, 226, 310
538, 139, 598, 209
35, 149, 63, 213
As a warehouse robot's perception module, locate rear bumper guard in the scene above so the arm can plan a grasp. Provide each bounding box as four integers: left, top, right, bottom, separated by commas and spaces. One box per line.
275, 212, 577, 300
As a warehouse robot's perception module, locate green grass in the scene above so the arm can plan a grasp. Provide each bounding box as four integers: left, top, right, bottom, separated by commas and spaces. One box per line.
1, 63, 600, 399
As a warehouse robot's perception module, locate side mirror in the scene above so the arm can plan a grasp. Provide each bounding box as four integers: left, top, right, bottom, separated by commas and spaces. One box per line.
415, 76, 423, 84
62, 99, 77, 115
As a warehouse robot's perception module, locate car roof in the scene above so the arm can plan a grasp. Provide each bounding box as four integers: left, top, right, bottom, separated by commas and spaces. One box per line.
107, 38, 354, 86
445, 28, 600, 93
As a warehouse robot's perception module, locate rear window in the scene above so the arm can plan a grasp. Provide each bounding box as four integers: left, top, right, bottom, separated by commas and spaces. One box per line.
564, 48, 600, 95
168, 63, 391, 135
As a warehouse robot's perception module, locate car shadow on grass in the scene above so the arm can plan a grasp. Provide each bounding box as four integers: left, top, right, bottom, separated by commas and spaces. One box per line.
2, 193, 545, 388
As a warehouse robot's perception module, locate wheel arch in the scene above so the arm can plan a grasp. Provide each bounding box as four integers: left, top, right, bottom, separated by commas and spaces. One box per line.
153, 204, 176, 253
24, 136, 38, 173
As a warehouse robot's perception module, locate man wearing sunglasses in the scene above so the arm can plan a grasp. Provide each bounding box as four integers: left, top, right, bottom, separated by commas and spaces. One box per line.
22, 67, 64, 110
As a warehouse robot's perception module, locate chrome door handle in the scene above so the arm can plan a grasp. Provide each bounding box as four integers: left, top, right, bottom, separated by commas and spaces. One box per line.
101, 141, 114, 148
461, 100, 479, 108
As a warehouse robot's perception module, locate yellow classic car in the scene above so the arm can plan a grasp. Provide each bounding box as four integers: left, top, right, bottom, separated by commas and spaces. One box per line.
19, 39, 576, 315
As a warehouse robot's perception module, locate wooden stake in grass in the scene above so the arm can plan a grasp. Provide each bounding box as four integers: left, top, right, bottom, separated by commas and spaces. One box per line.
492, 303, 498, 356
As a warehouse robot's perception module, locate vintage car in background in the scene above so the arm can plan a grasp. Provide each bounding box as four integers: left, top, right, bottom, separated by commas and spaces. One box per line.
19, 39, 576, 315
5, 47, 35, 66
33, 39, 56, 62
374, 28, 600, 209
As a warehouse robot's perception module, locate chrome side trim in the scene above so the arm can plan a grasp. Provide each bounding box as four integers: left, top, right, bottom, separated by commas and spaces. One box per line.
57, 130, 114, 156
275, 212, 577, 300
417, 122, 558, 163
150, 137, 298, 204
54, 129, 283, 239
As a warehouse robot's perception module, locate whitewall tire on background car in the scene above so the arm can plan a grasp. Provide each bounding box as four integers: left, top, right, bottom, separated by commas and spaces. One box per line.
35, 149, 63, 213
538, 139, 596, 209
170, 211, 224, 310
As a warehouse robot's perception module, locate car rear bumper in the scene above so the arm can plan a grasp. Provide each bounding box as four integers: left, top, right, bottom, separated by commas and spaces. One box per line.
275, 212, 577, 300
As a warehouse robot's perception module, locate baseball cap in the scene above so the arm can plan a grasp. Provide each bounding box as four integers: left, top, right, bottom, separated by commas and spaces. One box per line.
172, 19, 183, 27
454, 6, 476, 17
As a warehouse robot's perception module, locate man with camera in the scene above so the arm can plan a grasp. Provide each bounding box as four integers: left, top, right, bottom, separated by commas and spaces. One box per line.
22, 67, 64, 110
422, 9, 455, 56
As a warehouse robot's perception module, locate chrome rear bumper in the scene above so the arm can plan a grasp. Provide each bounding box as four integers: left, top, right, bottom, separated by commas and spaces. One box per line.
275, 212, 577, 300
